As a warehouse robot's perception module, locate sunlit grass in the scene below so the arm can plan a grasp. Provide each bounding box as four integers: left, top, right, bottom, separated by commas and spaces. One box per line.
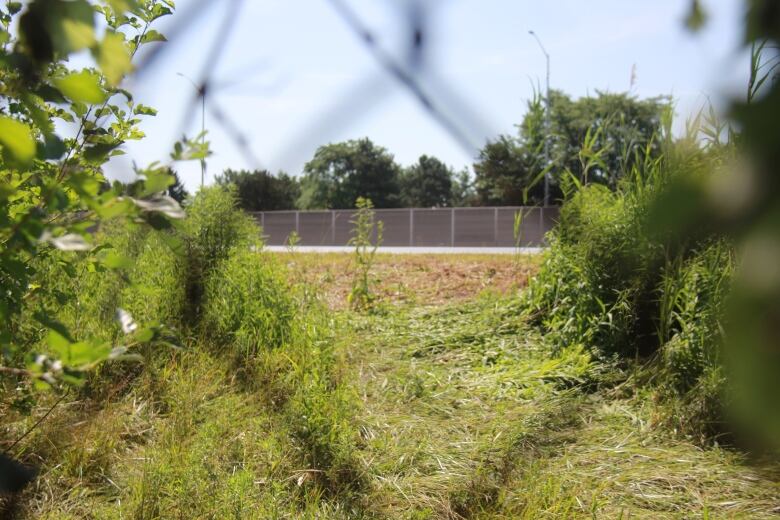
4, 252, 778, 519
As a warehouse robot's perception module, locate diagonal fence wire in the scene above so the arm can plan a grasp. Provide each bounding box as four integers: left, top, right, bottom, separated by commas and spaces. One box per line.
132, 0, 500, 178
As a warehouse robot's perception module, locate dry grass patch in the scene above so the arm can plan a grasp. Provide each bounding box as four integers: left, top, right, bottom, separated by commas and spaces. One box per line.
271, 252, 539, 309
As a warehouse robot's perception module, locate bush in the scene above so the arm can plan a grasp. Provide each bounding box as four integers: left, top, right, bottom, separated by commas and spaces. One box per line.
182, 186, 260, 321
24, 223, 150, 349
201, 250, 296, 359
525, 182, 659, 358
122, 231, 188, 332
523, 145, 735, 439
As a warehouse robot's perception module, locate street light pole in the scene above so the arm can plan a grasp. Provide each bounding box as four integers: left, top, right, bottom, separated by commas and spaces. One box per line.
529, 30, 551, 207
177, 72, 207, 188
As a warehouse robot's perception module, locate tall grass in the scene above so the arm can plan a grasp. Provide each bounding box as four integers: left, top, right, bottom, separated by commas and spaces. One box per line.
523, 135, 736, 440
3, 185, 367, 517
182, 185, 260, 323
201, 249, 296, 359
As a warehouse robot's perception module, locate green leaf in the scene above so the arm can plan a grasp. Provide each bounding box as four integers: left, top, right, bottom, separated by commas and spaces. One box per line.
133, 104, 157, 116
59, 9, 96, 52
36, 313, 76, 343
95, 31, 132, 86
20, 0, 97, 62
83, 142, 121, 163
100, 250, 132, 269
0, 116, 36, 165
7, 2, 22, 15
140, 29, 167, 44
54, 340, 112, 367
34, 84, 68, 104
39, 134, 67, 160
138, 168, 174, 196
135, 327, 155, 343
46, 328, 72, 352
55, 70, 106, 105
106, 0, 141, 15
96, 196, 134, 219
148, 4, 172, 22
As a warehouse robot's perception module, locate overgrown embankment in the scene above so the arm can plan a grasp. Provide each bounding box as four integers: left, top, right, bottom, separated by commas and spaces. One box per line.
1, 187, 363, 518
522, 143, 737, 443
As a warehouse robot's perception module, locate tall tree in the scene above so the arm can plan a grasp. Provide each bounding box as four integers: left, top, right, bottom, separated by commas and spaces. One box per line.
215, 169, 300, 211
547, 90, 670, 188
473, 135, 547, 206
400, 155, 453, 207
473, 91, 670, 205
450, 168, 477, 207
298, 138, 402, 209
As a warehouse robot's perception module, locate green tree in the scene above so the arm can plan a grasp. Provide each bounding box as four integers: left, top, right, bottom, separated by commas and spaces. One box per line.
450, 168, 477, 207
298, 138, 401, 209
473, 91, 669, 205
547, 90, 670, 188
473, 135, 547, 206
400, 155, 453, 207
215, 169, 300, 211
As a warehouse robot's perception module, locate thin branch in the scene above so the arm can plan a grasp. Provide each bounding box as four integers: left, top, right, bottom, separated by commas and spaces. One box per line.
2, 390, 69, 457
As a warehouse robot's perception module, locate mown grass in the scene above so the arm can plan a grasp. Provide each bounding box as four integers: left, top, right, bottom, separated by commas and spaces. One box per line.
337, 294, 779, 518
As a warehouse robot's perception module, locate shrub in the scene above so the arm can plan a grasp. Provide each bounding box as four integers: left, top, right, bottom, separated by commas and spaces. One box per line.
524, 182, 659, 358
122, 231, 188, 332
182, 186, 260, 321
201, 250, 296, 359
523, 143, 735, 439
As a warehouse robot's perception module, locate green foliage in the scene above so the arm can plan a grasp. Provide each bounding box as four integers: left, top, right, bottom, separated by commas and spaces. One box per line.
286, 346, 364, 496
298, 138, 402, 209
400, 155, 454, 207
523, 135, 738, 439
450, 167, 477, 206
0, 0, 187, 388
215, 168, 300, 211
642, 3, 780, 446
121, 230, 188, 332
202, 250, 296, 359
181, 186, 258, 320
474, 134, 546, 206
656, 242, 733, 437
473, 90, 670, 205
348, 197, 383, 311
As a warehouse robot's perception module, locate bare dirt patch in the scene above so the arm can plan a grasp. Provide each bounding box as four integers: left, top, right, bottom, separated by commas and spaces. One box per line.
269, 252, 540, 309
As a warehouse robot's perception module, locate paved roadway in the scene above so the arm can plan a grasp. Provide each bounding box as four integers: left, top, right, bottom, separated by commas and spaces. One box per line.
263, 245, 543, 255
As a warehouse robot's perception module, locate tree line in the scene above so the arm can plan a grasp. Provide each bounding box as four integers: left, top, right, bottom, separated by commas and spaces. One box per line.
204, 90, 669, 211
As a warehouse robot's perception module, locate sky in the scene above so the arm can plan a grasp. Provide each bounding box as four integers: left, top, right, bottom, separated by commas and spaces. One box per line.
106, 0, 751, 192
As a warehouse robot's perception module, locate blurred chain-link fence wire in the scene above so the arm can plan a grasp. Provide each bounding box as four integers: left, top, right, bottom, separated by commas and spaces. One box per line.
134, 0, 496, 180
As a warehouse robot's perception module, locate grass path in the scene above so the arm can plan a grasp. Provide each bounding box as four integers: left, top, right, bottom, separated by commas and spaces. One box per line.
340, 297, 780, 518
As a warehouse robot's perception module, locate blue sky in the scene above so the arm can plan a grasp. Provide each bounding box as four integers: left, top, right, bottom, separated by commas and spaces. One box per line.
109, 0, 750, 191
